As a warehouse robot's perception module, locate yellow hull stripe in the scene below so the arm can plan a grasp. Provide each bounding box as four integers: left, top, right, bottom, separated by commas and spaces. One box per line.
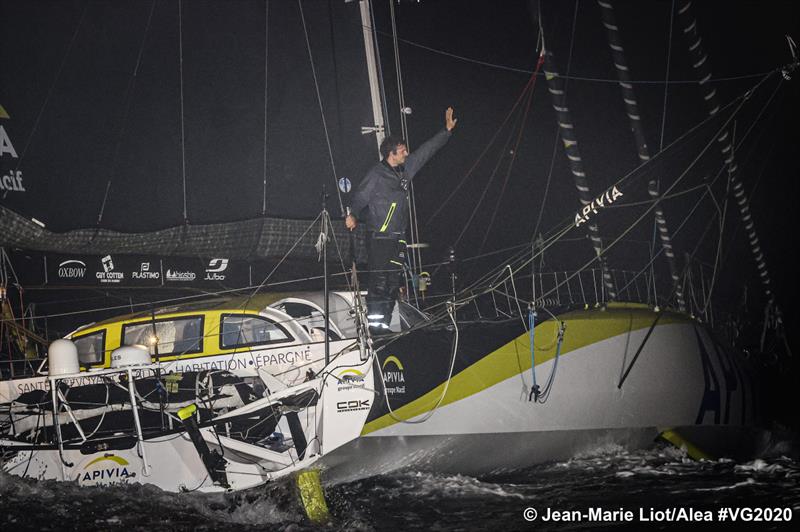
362, 307, 688, 435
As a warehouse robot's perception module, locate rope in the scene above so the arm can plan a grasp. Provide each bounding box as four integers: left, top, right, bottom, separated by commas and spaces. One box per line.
359, 24, 775, 85
528, 307, 539, 401
388, 0, 422, 276
425, 72, 538, 226
377, 300, 460, 424
95, 0, 157, 227
659, 0, 675, 151
477, 52, 544, 258
178, 0, 188, 223
297, 0, 344, 216
535, 322, 564, 403
262, 0, 270, 216
428, 69, 777, 319
11, 2, 87, 173
369, 0, 391, 137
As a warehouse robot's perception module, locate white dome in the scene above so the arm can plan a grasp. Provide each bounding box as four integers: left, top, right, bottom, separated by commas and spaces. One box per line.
48, 339, 80, 377
110, 345, 151, 368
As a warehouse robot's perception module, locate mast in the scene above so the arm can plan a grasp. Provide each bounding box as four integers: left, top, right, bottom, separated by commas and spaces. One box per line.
597, 0, 685, 311
358, 0, 386, 154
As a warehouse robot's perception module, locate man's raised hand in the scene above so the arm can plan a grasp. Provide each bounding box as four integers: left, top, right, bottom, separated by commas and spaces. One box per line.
446, 107, 457, 131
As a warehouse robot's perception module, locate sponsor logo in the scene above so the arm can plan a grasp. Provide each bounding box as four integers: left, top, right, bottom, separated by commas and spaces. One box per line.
336, 368, 366, 391
77, 455, 135, 485
204, 258, 229, 281
1, 122, 19, 159
165, 269, 196, 282
57, 259, 87, 279
336, 399, 370, 413
132, 261, 160, 280
574, 186, 624, 228
0, 170, 24, 192
382, 355, 406, 396
96, 255, 124, 283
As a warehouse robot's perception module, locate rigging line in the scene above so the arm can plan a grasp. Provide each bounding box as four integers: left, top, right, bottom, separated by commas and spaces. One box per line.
361, 25, 776, 85
178, 0, 188, 223
324, 212, 354, 293
451, 108, 525, 250
388, 0, 408, 143
297, 0, 344, 216
425, 72, 537, 226
532, 0, 578, 246
542, 122, 748, 306
719, 144, 777, 268
559, 114, 756, 307
369, 0, 392, 137
13, 1, 88, 170
607, 74, 772, 193
97, 0, 158, 226
700, 142, 734, 315
659, 0, 675, 151
388, 0, 421, 275
268, 0, 269, 216
493, 74, 765, 306
477, 60, 540, 258
605, 183, 708, 208
617, 159, 746, 299
236, 213, 322, 305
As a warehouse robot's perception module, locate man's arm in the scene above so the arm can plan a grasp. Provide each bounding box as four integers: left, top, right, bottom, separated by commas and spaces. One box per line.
404, 107, 457, 180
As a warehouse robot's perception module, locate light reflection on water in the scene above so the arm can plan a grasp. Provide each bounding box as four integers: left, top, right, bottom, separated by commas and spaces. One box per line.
1, 442, 798, 531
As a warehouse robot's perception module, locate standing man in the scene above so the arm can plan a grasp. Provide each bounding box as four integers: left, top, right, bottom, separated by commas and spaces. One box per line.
346, 107, 458, 332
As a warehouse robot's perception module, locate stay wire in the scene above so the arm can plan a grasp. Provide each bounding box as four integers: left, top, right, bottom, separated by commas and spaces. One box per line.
514, 73, 778, 307
425, 72, 538, 226
297, 0, 344, 216
96, 0, 158, 226
424, 69, 778, 319
388, 0, 421, 275
477, 54, 542, 259
178, 0, 188, 223
659, 0, 676, 151
262, 0, 270, 216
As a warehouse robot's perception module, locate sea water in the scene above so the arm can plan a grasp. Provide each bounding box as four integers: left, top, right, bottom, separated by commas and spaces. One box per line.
1, 441, 798, 531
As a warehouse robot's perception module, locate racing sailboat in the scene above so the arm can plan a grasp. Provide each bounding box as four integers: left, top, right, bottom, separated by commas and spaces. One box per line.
1, 0, 794, 504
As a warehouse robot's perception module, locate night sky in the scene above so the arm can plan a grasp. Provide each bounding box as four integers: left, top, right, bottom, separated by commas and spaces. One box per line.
1, 0, 798, 348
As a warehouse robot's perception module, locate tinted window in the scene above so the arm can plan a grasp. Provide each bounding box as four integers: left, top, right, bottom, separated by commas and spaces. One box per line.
123, 317, 203, 356
73, 331, 106, 365
221, 315, 291, 348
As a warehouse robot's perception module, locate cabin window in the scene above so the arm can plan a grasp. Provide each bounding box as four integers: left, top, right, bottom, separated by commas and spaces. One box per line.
73, 330, 106, 366
273, 301, 343, 341
122, 316, 204, 356
220, 314, 291, 349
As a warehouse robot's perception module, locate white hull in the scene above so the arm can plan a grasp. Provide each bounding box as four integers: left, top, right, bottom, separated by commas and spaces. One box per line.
319, 309, 761, 483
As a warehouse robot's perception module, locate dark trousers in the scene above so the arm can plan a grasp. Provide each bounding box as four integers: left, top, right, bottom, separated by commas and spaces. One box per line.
366, 235, 404, 329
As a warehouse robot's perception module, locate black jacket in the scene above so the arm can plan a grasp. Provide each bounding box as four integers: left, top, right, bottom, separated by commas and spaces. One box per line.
351, 128, 451, 235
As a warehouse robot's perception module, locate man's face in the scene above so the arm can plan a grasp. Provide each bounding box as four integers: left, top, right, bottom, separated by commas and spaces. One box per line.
388, 144, 408, 166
